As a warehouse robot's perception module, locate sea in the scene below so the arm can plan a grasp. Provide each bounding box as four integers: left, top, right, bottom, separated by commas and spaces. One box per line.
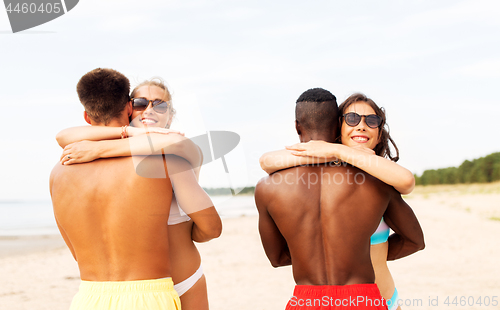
0, 195, 257, 237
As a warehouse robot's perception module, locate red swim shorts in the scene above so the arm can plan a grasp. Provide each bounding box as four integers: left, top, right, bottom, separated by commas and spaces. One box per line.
285, 283, 388, 310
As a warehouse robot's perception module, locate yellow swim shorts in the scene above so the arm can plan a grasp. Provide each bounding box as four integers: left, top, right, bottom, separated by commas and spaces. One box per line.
69, 277, 181, 310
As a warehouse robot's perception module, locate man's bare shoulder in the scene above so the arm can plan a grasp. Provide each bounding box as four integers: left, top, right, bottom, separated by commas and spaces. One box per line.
255, 173, 284, 203
356, 167, 396, 193
49, 162, 63, 193
322, 163, 394, 190
50, 161, 63, 176
256, 168, 291, 190
255, 175, 274, 195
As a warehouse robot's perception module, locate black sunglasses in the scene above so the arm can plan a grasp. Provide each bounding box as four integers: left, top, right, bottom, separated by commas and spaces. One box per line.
131, 98, 171, 114
343, 112, 382, 129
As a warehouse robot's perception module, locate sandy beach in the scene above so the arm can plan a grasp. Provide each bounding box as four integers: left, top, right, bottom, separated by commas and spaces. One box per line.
1, 184, 499, 310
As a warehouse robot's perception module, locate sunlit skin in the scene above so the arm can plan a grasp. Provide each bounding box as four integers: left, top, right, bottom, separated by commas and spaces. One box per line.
341, 102, 380, 151
131, 85, 210, 310
255, 97, 425, 308
131, 85, 211, 310
259, 100, 409, 309
131, 85, 173, 129
341, 102, 401, 309
53, 81, 217, 310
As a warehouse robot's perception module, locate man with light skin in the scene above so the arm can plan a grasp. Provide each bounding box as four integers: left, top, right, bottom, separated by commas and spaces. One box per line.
50, 68, 221, 310
255, 88, 424, 310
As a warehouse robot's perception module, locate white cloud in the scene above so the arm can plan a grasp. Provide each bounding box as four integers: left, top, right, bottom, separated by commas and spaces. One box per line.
216, 7, 263, 22
455, 58, 500, 78
259, 21, 326, 38
2, 0, 500, 200
395, 0, 500, 33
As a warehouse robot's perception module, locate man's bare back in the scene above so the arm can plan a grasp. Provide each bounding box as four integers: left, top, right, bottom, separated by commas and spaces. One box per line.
256, 164, 423, 286
50, 155, 175, 281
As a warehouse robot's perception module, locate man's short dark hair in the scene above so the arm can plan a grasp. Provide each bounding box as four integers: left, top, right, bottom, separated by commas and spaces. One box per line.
77, 68, 130, 125
295, 88, 338, 134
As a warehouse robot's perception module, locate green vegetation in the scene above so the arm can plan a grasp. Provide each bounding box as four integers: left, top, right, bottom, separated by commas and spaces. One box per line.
415, 152, 500, 185
411, 181, 500, 195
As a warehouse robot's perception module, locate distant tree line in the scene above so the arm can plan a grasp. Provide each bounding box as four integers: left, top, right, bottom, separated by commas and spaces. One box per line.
415, 152, 500, 185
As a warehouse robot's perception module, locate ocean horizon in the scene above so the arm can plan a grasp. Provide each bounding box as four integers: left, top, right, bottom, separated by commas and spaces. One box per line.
0, 195, 257, 237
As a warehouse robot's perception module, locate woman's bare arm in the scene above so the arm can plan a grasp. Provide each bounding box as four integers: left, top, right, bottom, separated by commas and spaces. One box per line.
259, 149, 329, 174
261, 141, 415, 194
60, 133, 203, 171
127, 133, 203, 172
56, 125, 182, 147
328, 143, 414, 194
56, 126, 123, 148
164, 155, 222, 242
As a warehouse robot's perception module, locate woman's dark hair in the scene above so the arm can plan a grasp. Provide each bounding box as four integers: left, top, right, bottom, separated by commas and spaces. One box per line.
338, 93, 399, 162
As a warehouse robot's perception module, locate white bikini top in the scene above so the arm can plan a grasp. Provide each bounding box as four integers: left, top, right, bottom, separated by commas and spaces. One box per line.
168, 196, 191, 225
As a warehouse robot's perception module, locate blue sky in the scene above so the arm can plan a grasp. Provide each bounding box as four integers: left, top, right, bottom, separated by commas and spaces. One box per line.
1, 0, 499, 200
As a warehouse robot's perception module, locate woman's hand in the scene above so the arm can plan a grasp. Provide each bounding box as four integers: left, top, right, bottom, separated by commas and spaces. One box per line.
60, 141, 100, 165
127, 126, 184, 137
286, 140, 339, 159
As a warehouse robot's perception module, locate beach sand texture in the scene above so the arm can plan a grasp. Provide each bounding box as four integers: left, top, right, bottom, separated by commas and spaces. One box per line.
1, 186, 499, 310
